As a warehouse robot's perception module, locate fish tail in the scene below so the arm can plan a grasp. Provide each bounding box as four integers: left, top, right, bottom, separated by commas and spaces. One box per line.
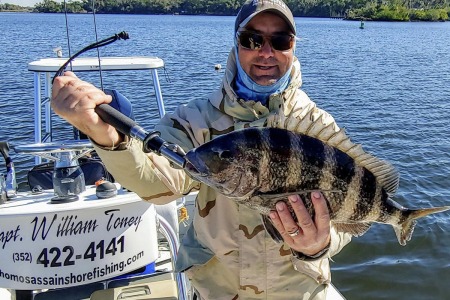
394, 206, 450, 246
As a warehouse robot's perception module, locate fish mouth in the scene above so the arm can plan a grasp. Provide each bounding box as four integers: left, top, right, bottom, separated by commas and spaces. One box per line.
184, 150, 241, 197
184, 152, 210, 179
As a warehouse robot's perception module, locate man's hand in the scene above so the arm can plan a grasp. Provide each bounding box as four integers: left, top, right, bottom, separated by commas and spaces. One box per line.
269, 191, 331, 256
51, 72, 123, 147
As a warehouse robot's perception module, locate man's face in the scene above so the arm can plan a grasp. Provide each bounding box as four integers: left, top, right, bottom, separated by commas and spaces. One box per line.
237, 12, 294, 86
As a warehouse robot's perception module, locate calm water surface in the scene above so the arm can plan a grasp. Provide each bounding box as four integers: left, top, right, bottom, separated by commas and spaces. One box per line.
1, 13, 450, 299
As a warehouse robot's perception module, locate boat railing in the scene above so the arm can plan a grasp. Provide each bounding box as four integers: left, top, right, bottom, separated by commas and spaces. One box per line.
27, 56, 166, 164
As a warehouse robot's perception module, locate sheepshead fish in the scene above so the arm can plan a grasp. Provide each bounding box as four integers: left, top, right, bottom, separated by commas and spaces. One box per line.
184, 124, 450, 246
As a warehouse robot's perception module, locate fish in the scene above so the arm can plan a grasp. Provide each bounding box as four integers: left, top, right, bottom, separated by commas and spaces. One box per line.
184, 115, 450, 246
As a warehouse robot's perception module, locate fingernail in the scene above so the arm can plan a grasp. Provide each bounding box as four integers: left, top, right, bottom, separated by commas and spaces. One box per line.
312, 191, 320, 199
276, 202, 284, 211
270, 212, 277, 219
289, 195, 298, 203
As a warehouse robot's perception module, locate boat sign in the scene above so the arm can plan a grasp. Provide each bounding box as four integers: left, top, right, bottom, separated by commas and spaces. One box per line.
0, 185, 158, 289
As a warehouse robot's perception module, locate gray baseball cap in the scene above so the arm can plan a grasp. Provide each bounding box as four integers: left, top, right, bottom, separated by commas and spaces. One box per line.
235, 0, 296, 35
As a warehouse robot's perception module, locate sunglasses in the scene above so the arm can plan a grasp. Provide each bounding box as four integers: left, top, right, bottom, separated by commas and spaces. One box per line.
236, 30, 295, 51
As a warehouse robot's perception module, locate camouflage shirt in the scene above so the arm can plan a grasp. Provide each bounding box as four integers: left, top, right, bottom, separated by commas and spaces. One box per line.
94, 49, 352, 300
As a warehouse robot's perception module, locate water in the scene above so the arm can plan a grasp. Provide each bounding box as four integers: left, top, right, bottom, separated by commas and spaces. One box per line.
1, 13, 450, 299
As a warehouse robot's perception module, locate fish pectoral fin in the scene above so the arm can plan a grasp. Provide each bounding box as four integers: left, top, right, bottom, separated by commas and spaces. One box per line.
257, 190, 342, 202
332, 222, 372, 237
261, 215, 283, 243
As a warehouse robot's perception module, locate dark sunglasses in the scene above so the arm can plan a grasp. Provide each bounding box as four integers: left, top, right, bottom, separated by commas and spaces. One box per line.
236, 30, 295, 51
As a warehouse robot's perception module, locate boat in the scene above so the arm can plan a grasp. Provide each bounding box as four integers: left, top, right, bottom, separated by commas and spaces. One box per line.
0, 55, 346, 300
0, 56, 195, 300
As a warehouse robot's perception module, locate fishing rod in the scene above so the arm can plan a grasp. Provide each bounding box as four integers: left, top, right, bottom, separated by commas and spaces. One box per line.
53, 0, 185, 168
52, 4, 190, 299
51, 31, 130, 84
53, 29, 186, 168
95, 103, 187, 168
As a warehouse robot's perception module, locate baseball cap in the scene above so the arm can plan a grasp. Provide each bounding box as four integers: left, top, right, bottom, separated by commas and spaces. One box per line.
235, 0, 296, 35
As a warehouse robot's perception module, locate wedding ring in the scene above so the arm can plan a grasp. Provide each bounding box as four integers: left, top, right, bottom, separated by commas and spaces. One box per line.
288, 227, 300, 237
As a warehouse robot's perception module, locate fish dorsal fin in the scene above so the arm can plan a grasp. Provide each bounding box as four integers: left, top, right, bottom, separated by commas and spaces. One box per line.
267, 109, 399, 195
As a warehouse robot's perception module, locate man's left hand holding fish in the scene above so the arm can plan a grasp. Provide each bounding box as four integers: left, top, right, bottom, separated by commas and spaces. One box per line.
270, 192, 331, 258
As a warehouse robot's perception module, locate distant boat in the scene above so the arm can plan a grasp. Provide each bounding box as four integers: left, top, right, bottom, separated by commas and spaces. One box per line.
360, 20, 365, 29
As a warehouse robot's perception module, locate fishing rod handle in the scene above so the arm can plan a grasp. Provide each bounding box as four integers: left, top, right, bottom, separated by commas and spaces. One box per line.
95, 103, 147, 140
94, 103, 185, 168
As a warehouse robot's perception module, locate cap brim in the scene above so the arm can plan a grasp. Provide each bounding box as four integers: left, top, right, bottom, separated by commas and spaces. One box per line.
238, 8, 296, 34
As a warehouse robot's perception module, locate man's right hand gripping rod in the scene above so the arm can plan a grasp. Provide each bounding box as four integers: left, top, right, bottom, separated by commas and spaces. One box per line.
95, 104, 186, 169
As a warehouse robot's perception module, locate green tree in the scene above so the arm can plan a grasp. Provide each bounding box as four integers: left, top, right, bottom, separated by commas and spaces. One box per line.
34, 0, 62, 12
28, 0, 449, 21
1, 3, 26, 11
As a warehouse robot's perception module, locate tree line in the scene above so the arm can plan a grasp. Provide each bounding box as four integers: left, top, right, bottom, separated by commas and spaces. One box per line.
2, 0, 449, 21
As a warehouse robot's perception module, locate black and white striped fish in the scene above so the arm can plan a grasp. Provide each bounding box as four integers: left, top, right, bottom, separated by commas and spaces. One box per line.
184, 124, 449, 246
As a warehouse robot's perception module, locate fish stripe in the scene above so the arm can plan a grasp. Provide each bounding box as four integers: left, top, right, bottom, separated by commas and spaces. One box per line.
363, 185, 383, 222
333, 148, 357, 186
326, 147, 356, 214
257, 129, 272, 194
318, 145, 336, 191
286, 132, 303, 192
299, 135, 325, 190
243, 127, 263, 148
334, 167, 363, 221
351, 168, 378, 221
266, 128, 292, 193
313, 145, 337, 217
377, 192, 400, 223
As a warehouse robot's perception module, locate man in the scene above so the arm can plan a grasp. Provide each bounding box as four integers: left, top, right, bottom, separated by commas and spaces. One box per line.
52, 0, 351, 298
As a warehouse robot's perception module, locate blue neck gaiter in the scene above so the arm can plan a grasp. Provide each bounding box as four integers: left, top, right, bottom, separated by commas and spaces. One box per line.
234, 47, 292, 105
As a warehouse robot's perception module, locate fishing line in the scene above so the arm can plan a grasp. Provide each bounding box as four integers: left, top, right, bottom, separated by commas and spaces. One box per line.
53, 0, 129, 139
53, 0, 129, 84
63, 0, 72, 70
51, 32, 129, 84
91, 0, 105, 90
163, 67, 171, 83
